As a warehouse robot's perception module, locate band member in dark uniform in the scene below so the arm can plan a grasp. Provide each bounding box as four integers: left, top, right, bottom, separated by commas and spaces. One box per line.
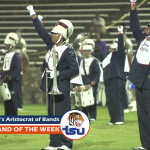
128, 1, 150, 149
27, 5, 82, 150
80, 39, 101, 121
15, 30, 29, 111
0, 32, 22, 115
102, 26, 126, 125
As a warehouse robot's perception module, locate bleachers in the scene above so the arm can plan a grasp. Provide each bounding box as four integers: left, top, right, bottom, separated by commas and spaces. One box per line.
0, 0, 149, 66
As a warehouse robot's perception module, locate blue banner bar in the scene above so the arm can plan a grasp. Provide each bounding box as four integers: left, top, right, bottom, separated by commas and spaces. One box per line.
0, 116, 62, 124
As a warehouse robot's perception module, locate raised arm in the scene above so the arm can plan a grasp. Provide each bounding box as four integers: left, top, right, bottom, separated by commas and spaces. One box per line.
131, 0, 136, 10
26, 5, 53, 50
130, 0, 144, 42
117, 26, 125, 55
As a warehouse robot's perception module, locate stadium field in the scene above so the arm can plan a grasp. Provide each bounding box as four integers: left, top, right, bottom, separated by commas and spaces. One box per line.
0, 103, 140, 150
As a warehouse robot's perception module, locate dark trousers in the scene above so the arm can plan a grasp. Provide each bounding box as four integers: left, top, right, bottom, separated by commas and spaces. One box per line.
48, 94, 73, 149
135, 87, 150, 149
123, 88, 129, 109
16, 81, 23, 108
4, 92, 18, 115
104, 78, 125, 123
82, 91, 97, 120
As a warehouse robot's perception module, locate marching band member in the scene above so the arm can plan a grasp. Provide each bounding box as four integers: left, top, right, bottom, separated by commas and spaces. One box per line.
128, 1, 150, 149
15, 30, 28, 111
0, 32, 22, 115
80, 39, 101, 121
27, 5, 82, 150
102, 26, 126, 125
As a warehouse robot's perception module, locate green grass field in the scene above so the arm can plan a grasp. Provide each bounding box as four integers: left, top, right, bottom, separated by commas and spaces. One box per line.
0, 103, 140, 150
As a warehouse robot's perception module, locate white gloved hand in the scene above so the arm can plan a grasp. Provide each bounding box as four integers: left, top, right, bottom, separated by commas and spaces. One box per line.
118, 26, 123, 33
50, 70, 59, 79
0, 49, 7, 53
38, 15, 43, 22
26, 5, 36, 16
130, 0, 137, 2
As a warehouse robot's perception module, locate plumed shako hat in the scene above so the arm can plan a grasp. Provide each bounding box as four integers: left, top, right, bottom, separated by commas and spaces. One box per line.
82, 39, 95, 52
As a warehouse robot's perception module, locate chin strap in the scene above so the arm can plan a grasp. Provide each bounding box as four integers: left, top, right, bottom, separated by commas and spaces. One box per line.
7, 45, 14, 52
60, 41, 66, 46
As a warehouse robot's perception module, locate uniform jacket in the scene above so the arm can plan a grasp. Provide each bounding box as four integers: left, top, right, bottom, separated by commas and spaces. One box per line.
102, 34, 126, 82
32, 18, 79, 96
1, 51, 22, 91
128, 9, 150, 89
80, 57, 100, 93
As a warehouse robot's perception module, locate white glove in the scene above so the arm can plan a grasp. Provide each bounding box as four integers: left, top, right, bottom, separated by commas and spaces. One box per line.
0, 49, 7, 53
50, 70, 59, 79
38, 15, 43, 22
118, 26, 123, 32
26, 5, 36, 16
130, 0, 137, 2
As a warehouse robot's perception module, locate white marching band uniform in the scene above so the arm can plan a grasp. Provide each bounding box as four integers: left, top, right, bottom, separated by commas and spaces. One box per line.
45, 45, 83, 85
78, 39, 101, 120
0, 32, 22, 115
0, 51, 16, 99
0, 52, 16, 101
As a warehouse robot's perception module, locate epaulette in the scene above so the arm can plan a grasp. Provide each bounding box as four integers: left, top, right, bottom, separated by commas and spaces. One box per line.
65, 42, 73, 49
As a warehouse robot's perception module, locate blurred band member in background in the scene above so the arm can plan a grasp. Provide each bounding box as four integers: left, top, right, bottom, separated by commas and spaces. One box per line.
102, 26, 127, 125
0, 32, 22, 115
15, 30, 28, 111
80, 39, 101, 121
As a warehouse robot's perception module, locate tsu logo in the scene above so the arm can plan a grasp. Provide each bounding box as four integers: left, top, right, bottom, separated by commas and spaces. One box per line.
60, 110, 90, 140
